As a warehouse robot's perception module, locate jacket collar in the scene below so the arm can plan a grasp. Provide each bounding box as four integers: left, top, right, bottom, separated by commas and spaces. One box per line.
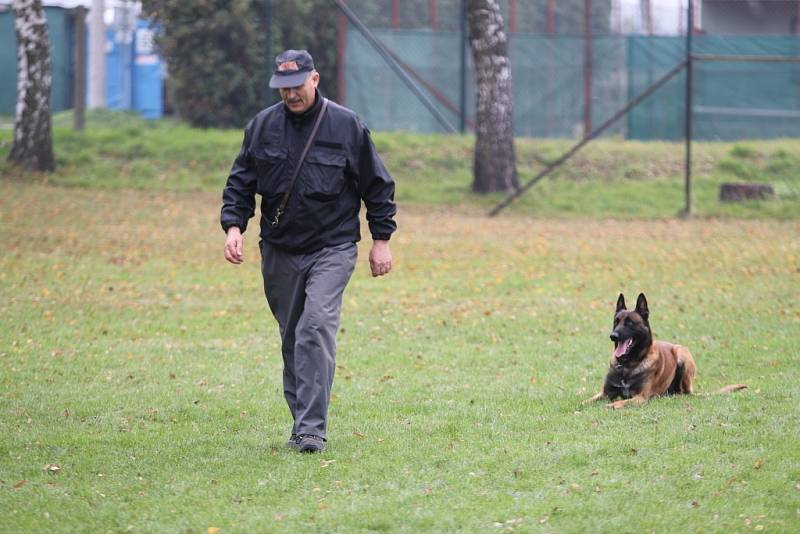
285, 89, 323, 124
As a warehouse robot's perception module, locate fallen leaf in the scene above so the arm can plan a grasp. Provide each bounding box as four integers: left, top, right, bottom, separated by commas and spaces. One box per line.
13, 480, 26, 489
207, 528, 220, 534
353, 431, 366, 438
44, 464, 60, 474
754, 459, 764, 470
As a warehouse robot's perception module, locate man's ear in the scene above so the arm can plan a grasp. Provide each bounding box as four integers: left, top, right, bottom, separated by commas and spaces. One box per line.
616, 293, 626, 313
635, 293, 649, 322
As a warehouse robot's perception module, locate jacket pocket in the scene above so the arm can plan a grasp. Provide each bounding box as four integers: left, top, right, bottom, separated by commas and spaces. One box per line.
253, 145, 288, 197
302, 150, 346, 201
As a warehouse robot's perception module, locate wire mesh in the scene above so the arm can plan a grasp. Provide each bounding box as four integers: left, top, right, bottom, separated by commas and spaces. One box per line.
336, 0, 799, 215
340, 0, 800, 141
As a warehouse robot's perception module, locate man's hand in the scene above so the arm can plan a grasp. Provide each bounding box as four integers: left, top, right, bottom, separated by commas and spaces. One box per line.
369, 240, 392, 277
224, 227, 244, 264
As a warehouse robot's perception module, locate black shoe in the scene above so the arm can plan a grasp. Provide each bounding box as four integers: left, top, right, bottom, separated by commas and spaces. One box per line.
297, 434, 326, 453
286, 434, 300, 450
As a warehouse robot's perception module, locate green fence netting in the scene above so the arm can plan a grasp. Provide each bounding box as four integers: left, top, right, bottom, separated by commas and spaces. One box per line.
345, 29, 800, 141
628, 35, 800, 140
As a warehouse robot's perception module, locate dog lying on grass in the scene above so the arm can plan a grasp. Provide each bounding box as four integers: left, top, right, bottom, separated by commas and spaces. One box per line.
585, 293, 747, 409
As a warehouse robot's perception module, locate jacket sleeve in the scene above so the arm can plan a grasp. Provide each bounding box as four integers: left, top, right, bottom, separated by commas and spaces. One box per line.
354, 125, 397, 241
220, 121, 257, 233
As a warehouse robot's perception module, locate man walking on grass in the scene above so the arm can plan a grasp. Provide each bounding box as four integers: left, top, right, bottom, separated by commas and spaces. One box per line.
221, 50, 397, 453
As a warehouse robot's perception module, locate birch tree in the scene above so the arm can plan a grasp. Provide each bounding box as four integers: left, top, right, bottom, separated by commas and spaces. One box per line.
8, 0, 54, 172
467, 0, 517, 193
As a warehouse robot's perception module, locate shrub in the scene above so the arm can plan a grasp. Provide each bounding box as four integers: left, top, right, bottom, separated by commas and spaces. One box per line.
142, 0, 266, 128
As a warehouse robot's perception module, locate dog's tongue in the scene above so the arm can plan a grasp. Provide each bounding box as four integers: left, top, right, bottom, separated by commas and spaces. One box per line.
614, 338, 632, 358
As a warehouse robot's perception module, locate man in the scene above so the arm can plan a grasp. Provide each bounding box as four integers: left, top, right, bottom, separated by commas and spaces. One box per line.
221, 50, 396, 453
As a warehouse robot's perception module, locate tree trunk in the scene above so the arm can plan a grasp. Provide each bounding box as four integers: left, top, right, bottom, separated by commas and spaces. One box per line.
467, 0, 517, 194
8, 0, 55, 172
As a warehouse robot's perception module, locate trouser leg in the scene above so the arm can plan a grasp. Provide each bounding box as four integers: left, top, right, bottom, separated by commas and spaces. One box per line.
260, 241, 306, 434
293, 242, 357, 439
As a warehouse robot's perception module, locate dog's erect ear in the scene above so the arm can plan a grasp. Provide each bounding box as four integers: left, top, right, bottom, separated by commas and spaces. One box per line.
635, 293, 649, 322
616, 293, 626, 313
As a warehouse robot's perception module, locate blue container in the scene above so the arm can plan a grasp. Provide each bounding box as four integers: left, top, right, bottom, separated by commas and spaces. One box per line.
105, 26, 132, 111
132, 20, 162, 119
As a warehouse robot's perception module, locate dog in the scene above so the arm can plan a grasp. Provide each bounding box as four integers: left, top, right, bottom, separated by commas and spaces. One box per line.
585, 292, 746, 409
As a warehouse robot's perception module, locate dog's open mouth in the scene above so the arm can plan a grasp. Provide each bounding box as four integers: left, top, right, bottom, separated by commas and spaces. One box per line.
614, 338, 634, 359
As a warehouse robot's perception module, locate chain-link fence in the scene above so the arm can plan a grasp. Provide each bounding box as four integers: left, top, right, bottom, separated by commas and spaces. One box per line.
339, 0, 800, 141
333, 0, 800, 215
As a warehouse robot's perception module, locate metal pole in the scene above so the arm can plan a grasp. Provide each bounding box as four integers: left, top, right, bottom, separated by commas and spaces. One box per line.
265, 0, 272, 103
337, 2, 347, 104
684, 0, 694, 216
796, 0, 800, 34
392, 0, 400, 29
642, 0, 653, 35
88, 0, 105, 108
73, 6, 87, 130
583, 0, 593, 137
459, 0, 467, 133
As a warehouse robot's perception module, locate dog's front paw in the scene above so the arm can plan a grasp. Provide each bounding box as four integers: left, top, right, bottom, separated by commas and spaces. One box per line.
606, 400, 628, 410
583, 392, 605, 405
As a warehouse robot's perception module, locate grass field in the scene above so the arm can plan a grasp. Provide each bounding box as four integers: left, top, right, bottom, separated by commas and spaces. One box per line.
2, 110, 799, 218
1, 114, 799, 531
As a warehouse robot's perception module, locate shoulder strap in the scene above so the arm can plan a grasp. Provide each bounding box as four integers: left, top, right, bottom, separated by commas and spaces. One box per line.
269, 97, 329, 228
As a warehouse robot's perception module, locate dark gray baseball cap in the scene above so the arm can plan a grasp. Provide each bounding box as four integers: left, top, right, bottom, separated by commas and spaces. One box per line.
269, 49, 315, 89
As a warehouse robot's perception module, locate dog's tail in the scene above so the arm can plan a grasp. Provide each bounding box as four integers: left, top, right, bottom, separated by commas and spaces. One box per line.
716, 384, 748, 394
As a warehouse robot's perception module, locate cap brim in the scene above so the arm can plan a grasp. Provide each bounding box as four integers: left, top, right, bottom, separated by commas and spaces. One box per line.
269, 70, 312, 89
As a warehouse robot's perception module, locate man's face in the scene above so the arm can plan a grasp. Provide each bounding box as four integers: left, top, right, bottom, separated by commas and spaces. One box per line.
279, 71, 320, 114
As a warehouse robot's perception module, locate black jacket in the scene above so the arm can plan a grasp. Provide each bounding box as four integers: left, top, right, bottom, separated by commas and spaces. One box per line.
220, 92, 397, 254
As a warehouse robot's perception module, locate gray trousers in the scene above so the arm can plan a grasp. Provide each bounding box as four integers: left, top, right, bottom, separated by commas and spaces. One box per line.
260, 240, 357, 440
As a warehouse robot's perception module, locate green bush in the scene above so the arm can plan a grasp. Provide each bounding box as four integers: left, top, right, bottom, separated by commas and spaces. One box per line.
730, 143, 759, 159
140, 1, 342, 128
141, 0, 266, 128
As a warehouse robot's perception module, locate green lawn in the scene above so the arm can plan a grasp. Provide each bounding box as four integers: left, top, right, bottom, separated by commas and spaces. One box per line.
1, 114, 799, 531
2, 110, 799, 218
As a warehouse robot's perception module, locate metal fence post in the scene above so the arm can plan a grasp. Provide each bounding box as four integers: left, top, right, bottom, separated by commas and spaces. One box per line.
460, 0, 467, 133
684, 0, 694, 216
73, 6, 87, 131
265, 0, 272, 102
583, 0, 593, 137
337, 1, 347, 104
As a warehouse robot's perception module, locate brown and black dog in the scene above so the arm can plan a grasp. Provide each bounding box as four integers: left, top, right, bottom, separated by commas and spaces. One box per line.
585, 292, 746, 409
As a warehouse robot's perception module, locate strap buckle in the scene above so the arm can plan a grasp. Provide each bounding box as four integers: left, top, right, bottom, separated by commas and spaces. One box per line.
269, 209, 282, 228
